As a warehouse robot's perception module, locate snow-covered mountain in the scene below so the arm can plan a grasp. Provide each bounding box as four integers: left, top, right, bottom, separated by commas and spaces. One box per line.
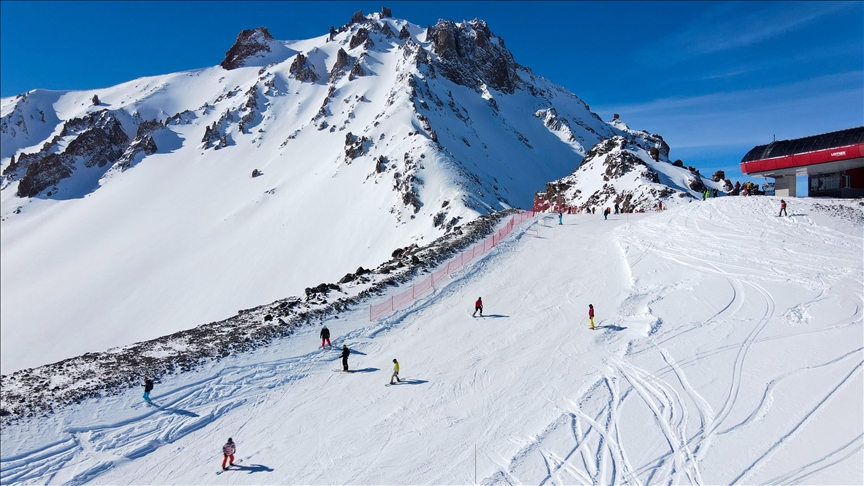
533, 116, 729, 213
2, 8, 700, 373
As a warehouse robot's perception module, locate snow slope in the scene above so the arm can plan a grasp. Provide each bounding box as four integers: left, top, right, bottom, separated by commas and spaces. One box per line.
2, 196, 861, 485
0, 12, 681, 373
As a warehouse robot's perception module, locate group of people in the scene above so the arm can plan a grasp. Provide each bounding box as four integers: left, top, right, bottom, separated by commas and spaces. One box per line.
141, 296, 599, 469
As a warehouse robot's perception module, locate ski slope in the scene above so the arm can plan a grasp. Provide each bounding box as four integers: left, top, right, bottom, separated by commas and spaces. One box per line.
1, 196, 862, 485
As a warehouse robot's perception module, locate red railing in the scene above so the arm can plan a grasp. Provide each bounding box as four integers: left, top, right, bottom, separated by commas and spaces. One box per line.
369, 211, 535, 320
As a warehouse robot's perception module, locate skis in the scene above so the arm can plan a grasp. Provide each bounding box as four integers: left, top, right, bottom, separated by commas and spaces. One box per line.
332, 369, 352, 373
216, 459, 243, 474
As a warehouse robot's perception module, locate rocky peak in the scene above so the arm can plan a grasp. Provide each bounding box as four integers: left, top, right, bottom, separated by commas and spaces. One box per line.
426, 19, 519, 94
221, 27, 275, 70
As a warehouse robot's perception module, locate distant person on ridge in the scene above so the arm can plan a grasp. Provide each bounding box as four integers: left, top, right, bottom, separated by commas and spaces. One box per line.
779, 199, 788, 217
390, 359, 401, 384
142, 376, 154, 402
222, 438, 236, 470
588, 304, 595, 330
473, 297, 484, 317
320, 325, 331, 348
341, 344, 350, 372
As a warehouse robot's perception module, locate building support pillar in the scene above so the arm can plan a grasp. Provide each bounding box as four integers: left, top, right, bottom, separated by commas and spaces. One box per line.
774, 175, 796, 197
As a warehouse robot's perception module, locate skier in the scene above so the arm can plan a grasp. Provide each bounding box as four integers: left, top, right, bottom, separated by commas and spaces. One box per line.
603, 208, 610, 220
391, 359, 401, 384
473, 297, 483, 317
142, 376, 153, 402
779, 199, 788, 217
222, 438, 236, 470
614, 202, 619, 214
558, 211, 563, 225
588, 304, 595, 330
341, 344, 350, 372
320, 325, 331, 348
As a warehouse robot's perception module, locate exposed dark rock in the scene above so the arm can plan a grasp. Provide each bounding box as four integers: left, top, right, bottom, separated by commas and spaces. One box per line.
672, 159, 684, 167
349, 27, 370, 50
221, 27, 275, 70
381, 6, 392, 17
399, 25, 411, 40
329, 26, 337, 41
349, 60, 365, 80
344, 132, 368, 160
712, 170, 725, 182
426, 19, 519, 94
91, 94, 100, 105
649, 147, 660, 161
349, 10, 365, 25
380, 22, 395, 38
11, 110, 130, 197
330, 48, 351, 82
289, 53, 318, 83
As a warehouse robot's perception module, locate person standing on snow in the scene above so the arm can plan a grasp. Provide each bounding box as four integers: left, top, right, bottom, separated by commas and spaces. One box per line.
779, 199, 788, 217
614, 202, 620, 214
588, 304, 595, 330
341, 344, 350, 372
391, 359, 401, 384
473, 297, 484, 317
222, 438, 236, 470
603, 208, 610, 220
142, 376, 154, 402
320, 325, 331, 348
558, 211, 563, 225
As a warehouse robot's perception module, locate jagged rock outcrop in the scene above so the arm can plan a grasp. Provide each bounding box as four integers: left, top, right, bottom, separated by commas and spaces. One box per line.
6, 110, 130, 197
221, 27, 275, 70
349, 27, 371, 50
289, 53, 318, 83
330, 48, 351, 82
426, 19, 519, 94
116, 120, 161, 170
399, 25, 411, 40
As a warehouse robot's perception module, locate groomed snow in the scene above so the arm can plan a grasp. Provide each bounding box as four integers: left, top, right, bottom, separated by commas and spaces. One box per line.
2, 196, 861, 485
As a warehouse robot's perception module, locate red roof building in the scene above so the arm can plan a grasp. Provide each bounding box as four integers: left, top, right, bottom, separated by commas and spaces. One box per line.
740, 127, 864, 197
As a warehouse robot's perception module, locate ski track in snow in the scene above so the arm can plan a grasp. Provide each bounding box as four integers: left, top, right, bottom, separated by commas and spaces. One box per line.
1, 199, 862, 485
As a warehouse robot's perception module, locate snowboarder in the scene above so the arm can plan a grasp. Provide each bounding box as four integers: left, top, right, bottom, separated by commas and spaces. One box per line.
142, 376, 153, 402
222, 438, 236, 470
588, 304, 595, 330
341, 344, 350, 372
614, 202, 619, 214
320, 325, 331, 348
779, 199, 788, 217
391, 359, 401, 384
558, 211, 563, 225
473, 297, 483, 317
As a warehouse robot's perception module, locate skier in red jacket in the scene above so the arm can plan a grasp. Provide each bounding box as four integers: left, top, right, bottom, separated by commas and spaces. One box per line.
588, 304, 595, 330
473, 297, 483, 317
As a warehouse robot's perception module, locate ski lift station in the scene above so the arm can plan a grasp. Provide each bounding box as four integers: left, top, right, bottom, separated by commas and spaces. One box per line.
740, 126, 864, 198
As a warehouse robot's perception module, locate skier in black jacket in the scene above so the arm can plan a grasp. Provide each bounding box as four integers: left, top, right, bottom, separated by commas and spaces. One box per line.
143, 376, 154, 402
320, 326, 331, 347
341, 345, 350, 372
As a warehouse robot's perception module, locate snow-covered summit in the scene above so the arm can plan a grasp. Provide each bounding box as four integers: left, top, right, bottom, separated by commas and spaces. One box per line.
2, 8, 695, 373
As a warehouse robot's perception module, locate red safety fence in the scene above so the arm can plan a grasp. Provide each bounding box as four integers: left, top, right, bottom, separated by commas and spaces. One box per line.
369, 211, 535, 320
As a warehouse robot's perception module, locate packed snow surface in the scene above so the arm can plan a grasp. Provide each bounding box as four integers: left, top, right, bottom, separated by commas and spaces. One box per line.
1, 196, 862, 485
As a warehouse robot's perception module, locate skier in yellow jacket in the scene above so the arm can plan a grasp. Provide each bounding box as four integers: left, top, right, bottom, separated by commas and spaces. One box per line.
390, 359, 401, 384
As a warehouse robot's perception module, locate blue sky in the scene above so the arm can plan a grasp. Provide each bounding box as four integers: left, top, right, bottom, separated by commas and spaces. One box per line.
2, 1, 862, 193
